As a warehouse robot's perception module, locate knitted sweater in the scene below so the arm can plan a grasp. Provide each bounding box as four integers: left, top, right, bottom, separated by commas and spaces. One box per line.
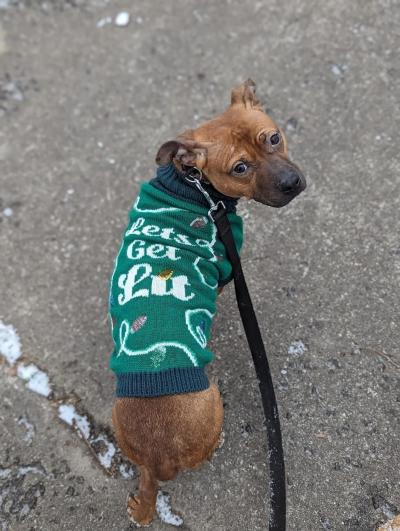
109, 164, 243, 397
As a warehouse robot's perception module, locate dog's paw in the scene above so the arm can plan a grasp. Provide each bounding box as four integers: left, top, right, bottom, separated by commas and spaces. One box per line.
126, 493, 154, 527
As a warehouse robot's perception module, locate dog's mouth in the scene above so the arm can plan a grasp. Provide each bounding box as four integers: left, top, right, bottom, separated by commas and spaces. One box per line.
253, 171, 306, 208
254, 193, 301, 208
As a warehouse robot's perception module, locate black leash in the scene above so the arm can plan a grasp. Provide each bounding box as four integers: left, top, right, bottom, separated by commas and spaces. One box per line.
185, 169, 286, 531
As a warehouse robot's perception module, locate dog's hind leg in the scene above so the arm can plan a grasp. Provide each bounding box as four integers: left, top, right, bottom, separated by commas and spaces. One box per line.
127, 465, 158, 527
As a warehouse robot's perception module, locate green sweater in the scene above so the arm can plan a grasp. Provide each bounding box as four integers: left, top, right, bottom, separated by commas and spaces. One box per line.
109, 165, 243, 397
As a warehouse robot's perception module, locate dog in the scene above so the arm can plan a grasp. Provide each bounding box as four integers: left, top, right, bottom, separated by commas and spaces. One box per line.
110, 79, 306, 526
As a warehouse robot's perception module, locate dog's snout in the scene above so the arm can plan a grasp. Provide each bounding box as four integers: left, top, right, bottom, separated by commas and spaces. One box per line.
277, 169, 303, 194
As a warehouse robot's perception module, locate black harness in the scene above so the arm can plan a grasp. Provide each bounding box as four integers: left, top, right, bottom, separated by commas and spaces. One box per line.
185, 168, 286, 531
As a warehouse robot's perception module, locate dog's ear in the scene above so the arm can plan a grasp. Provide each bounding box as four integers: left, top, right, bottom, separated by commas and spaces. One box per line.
230, 78, 260, 109
155, 138, 208, 169
155, 141, 186, 166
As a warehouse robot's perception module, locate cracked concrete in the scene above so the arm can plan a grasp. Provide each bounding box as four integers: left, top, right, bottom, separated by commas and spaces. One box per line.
0, 0, 399, 529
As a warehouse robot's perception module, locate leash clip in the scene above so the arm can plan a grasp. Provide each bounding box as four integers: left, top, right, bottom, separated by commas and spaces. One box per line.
184, 167, 226, 222
208, 200, 226, 223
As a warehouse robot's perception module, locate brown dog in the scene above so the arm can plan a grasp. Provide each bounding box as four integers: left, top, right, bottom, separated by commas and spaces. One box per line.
111, 79, 305, 526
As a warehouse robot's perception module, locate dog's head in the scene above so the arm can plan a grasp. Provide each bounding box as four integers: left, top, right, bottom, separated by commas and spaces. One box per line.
156, 79, 306, 207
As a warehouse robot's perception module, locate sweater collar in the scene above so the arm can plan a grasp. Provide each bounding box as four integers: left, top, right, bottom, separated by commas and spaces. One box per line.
150, 163, 238, 213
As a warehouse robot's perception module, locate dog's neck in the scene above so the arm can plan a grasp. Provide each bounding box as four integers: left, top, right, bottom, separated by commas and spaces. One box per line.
151, 163, 238, 213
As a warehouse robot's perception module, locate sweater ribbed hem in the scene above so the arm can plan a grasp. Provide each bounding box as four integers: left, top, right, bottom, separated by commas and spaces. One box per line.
115, 367, 209, 397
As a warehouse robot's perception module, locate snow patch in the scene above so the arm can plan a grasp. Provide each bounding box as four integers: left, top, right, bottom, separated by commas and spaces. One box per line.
0, 320, 22, 364
3, 207, 13, 217
0, 322, 50, 396
115, 11, 130, 27
92, 434, 116, 469
58, 404, 131, 472
17, 363, 51, 397
20, 504, 31, 517
58, 404, 91, 440
17, 415, 35, 444
156, 491, 183, 527
331, 64, 342, 76
119, 462, 135, 479
17, 465, 45, 477
2, 81, 23, 101
0, 464, 45, 480
0, 323, 132, 479
288, 340, 306, 356
0, 0, 10, 10
330, 63, 347, 77
0, 467, 11, 479
97, 16, 112, 28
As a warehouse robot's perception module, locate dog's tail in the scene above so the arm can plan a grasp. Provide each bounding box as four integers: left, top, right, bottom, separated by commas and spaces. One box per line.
153, 459, 180, 482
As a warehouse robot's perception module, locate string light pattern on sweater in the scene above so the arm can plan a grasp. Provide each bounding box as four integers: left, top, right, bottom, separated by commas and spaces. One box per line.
109, 176, 243, 397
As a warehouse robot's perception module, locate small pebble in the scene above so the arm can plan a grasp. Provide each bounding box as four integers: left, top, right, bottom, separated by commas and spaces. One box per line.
115, 12, 130, 27
331, 63, 347, 77
286, 117, 298, 132
331, 64, 342, 76
288, 340, 306, 356
3, 82, 24, 102
3, 207, 13, 217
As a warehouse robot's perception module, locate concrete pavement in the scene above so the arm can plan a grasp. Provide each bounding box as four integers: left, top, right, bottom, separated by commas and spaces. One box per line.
0, 0, 399, 529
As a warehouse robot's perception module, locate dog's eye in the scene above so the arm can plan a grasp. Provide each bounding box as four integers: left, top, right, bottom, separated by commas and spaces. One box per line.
258, 131, 282, 151
270, 133, 281, 146
232, 161, 248, 175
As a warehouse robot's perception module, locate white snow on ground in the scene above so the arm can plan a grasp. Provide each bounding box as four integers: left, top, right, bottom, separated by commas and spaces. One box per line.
17, 465, 45, 477
288, 340, 306, 356
0, 320, 134, 477
58, 404, 130, 472
156, 491, 184, 527
17, 415, 35, 444
1, 465, 45, 479
1, 82, 23, 102
119, 462, 135, 479
92, 434, 116, 469
0, 468, 11, 479
0, 320, 22, 364
0, 0, 10, 9
330, 63, 348, 77
97, 16, 112, 28
17, 363, 51, 397
58, 404, 91, 440
115, 12, 130, 27
0, 321, 51, 396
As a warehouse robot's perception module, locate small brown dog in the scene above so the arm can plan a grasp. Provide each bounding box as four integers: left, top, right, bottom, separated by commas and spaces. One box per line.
111, 79, 305, 526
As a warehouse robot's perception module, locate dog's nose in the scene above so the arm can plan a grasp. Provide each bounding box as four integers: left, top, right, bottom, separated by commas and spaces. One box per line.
278, 169, 303, 194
